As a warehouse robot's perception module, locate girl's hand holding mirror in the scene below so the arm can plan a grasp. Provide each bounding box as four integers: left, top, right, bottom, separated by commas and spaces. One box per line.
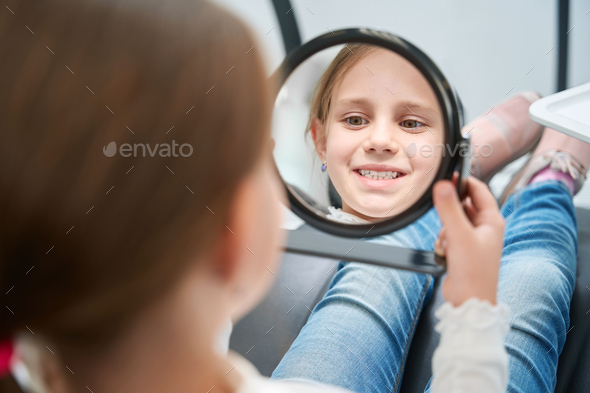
433, 176, 505, 306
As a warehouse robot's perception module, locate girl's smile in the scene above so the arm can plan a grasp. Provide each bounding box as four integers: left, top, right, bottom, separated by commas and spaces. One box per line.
353, 164, 409, 190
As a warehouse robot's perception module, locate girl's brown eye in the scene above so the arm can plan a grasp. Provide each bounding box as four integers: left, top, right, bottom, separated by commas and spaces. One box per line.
347, 116, 364, 126
402, 119, 423, 128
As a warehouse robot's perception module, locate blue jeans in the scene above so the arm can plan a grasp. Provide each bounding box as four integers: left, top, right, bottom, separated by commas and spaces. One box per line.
271, 180, 577, 393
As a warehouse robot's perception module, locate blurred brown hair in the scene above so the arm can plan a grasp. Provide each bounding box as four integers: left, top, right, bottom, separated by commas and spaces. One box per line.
307, 43, 378, 148
0, 0, 270, 357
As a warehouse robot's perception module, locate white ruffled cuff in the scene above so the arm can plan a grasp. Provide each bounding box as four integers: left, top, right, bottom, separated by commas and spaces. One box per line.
431, 298, 511, 393
435, 298, 510, 333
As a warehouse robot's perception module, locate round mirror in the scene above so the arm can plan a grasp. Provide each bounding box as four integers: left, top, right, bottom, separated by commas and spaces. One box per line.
272, 29, 466, 238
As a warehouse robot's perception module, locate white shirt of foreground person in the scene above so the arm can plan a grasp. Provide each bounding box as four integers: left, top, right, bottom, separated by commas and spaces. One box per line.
214, 206, 511, 393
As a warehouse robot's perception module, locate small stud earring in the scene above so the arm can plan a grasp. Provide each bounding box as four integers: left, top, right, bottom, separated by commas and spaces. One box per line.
321, 161, 327, 172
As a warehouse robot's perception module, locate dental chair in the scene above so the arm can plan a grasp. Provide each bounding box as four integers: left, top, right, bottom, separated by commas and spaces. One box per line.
229, 207, 590, 393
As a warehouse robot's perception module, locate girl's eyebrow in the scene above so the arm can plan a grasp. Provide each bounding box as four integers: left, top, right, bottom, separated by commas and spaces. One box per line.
334, 97, 374, 107
334, 97, 440, 116
396, 99, 440, 116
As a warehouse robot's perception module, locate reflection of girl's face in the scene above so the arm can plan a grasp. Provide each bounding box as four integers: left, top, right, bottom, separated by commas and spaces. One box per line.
319, 48, 444, 221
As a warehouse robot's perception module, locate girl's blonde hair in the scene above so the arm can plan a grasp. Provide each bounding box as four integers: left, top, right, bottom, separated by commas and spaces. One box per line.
306, 43, 379, 147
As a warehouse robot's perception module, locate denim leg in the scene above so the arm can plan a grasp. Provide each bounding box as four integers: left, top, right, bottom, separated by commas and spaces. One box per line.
499, 180, 577, 392
423, 180, 577, 393
271, 208, 442, 393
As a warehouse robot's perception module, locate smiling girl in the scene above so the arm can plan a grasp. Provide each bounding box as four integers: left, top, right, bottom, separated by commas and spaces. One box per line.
309, 44, 444, 221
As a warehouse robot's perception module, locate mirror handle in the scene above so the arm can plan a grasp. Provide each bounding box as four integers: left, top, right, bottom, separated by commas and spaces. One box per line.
284, 228, 446, 276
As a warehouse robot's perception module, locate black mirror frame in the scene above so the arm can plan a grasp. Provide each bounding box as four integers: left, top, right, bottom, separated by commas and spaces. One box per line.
271, 28, 466, 238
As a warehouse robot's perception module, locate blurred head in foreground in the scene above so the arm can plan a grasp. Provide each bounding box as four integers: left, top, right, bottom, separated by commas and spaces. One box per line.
0, 0, 286, 391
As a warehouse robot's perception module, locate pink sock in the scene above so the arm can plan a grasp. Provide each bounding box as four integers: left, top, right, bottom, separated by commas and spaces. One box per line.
529, 165, 575, 194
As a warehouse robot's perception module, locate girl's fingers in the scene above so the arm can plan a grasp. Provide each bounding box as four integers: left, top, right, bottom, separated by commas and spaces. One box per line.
434, 237, 445, 257
465, 177, 499, 216
462, 197, 477, 223
433, 180, 471, 238
451, 171, 460, 187
434, 226, 447, 257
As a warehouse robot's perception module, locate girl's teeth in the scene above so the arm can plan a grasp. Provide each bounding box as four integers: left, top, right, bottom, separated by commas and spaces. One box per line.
359, 169, 400, 180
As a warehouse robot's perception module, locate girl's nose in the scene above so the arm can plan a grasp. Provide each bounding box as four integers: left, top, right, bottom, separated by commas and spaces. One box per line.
364, 122, 400, 154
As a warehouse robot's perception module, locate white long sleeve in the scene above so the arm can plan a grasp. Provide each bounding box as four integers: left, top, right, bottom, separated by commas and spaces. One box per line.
431, 298, 510, 393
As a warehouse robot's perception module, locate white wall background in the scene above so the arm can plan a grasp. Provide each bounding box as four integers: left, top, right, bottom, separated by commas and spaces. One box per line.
213, 0, 590, 208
